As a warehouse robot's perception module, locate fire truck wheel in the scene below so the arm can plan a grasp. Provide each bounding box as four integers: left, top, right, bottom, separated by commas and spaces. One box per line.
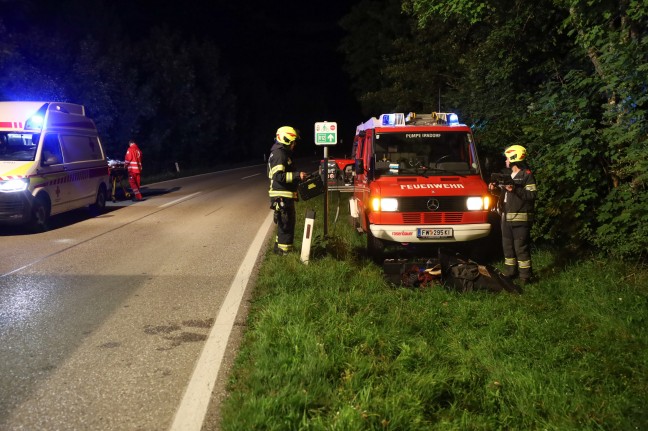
367, 230, 385, 263
28, 195, 50, 233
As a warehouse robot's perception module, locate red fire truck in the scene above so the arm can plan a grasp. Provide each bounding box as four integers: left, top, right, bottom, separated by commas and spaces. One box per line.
349, 112, 492, 260
320, 158, 355, 191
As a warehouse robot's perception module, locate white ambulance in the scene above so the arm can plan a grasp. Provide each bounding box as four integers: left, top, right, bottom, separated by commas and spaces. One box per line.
0, 101, 110, 231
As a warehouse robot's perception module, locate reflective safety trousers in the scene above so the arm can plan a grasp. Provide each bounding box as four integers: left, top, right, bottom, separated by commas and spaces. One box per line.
270, 197, 296, 252
501, 218, 532, 279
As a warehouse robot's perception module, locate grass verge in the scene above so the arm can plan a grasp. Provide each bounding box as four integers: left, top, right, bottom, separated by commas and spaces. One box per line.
220, 193, 648, 430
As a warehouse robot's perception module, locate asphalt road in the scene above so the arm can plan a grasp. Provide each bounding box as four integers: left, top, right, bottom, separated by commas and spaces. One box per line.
0, 164, 273, 430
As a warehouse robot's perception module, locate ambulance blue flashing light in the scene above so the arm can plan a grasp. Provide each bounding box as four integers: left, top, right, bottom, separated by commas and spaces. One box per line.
24, 114, 44, 131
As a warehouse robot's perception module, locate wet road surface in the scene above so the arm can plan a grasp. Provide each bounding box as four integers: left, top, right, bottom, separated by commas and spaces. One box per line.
0, 165, 271, 430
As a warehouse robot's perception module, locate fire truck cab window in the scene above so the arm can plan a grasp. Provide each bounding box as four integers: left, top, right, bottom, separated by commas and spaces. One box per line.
374, 131, 475, 176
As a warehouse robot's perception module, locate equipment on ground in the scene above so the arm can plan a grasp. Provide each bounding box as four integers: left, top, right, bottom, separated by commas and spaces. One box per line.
383, 249, 521, 294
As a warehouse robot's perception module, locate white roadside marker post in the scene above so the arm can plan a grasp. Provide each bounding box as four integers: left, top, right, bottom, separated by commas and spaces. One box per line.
300, 209, 316, 264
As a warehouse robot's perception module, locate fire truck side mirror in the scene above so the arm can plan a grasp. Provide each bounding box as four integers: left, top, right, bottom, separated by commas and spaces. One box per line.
356, 159, 364, 174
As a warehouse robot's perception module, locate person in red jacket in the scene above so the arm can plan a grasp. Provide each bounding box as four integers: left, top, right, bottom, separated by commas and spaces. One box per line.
125, 139, 143, 201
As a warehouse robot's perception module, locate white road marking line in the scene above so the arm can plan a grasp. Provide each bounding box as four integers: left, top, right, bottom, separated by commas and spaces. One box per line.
159, 192, 202, 208
241, 173, 261, 180
150, 164, 265, 186
169, 210, 274, 431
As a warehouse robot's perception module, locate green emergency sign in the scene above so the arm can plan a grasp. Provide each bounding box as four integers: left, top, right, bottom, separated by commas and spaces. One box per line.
314, 121, 337, 145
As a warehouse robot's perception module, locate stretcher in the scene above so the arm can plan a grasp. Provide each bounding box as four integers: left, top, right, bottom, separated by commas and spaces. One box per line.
108, 161, 131, 202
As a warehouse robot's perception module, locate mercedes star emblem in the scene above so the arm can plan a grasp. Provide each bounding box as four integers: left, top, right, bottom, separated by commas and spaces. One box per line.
426, 198, 440, 211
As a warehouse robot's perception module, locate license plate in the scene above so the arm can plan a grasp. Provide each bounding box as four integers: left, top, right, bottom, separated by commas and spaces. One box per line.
417, 228, 453, 239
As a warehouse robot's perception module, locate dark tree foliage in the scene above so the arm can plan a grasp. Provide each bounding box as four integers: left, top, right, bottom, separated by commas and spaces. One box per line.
527, 0, 648, 259
339, 0, 415, 115
341, 0, 648, 260
0, 0, 236, 175
135, 27, 237, 173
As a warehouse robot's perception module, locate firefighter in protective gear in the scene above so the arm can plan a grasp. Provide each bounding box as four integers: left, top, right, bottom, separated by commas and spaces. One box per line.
268, 126, 307, 255
488, 145, 537, 285
125, 139, 143, 201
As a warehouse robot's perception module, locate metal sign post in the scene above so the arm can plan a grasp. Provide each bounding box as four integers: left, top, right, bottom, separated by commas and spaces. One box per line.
323, 146, 328, 236
314, 122, 337, 237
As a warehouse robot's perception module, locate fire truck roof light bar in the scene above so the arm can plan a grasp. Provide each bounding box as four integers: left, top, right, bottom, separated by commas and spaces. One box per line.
416, 112, 459, 125
382, 112, 460, 126
380, 113, 405, 126
357, 111, 461, 134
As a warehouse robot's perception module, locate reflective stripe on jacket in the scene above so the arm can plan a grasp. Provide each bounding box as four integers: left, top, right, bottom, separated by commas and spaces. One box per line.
125, 144, 143, 173
499, 168, 537, 225
268, 142, 298, 199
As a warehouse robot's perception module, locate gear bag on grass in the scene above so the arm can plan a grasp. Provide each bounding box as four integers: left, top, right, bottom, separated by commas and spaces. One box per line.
440, 252, 521, 294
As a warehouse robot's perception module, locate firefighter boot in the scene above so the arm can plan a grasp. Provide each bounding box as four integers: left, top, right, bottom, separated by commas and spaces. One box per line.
518, 273, 536, 287
273, 242, 289, 256
503, 257, 518, 279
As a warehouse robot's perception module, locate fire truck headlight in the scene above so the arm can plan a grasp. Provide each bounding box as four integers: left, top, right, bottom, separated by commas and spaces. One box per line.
466, 196, 489, 211
0, 178, 29, 193
372, 197, 398, 212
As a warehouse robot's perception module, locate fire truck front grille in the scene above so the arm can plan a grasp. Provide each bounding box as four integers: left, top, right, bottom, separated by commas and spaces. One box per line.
397, 197, 467, 224
402, 212, 464, 224
399, 196, 466, 212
